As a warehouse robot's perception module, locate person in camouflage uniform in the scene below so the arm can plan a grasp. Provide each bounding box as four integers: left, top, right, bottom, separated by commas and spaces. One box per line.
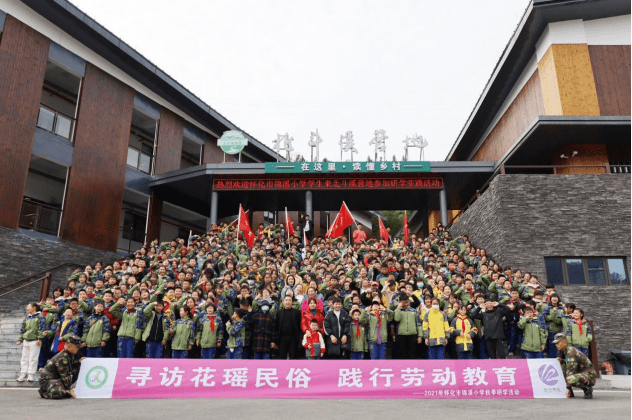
553, 333, 596, 399
38, 334, 84, 399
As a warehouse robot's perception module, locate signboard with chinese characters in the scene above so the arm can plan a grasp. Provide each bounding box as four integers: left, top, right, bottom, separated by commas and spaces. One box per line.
218, 130, 248, 155
265, 161, 431, 174
213, 176, 444, 191
75, 358, 566, 399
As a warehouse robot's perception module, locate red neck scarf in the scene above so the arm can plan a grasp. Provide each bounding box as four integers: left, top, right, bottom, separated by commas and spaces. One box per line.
576, 319, 585, 335
355, 322, 361, 337
457, 315, 468, 332
207, 315, 215, 332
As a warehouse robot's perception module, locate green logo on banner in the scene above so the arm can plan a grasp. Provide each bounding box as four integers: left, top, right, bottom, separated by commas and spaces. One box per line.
85, 365, 109, 390
218, 130, 248, 155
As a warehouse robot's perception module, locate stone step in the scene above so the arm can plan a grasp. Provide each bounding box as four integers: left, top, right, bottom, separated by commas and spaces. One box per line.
0, 370, 23, 379
0, 354, 21, 363
0, 341, 18, 348
0, 380, 39, 388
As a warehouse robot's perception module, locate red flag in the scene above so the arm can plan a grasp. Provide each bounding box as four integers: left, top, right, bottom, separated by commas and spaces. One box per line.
304, 230, 309, 247
325, 202, 355, 238
238, 205, 256, 248
285, 208, 295, 237
378, 217, 389, 243
226, 210, 249, 229
403, 211, 409, 244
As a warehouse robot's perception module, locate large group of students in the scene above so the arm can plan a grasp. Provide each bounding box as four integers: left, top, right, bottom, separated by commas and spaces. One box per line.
16, 219, 594, 382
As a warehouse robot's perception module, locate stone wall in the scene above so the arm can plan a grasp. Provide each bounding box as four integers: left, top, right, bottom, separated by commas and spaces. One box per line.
0, 228, 121, 311
556, 285, 631, 364
450, 174, 631, 363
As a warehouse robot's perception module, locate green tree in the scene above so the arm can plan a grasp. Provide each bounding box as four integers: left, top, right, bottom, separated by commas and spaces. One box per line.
377, 210, 412, 238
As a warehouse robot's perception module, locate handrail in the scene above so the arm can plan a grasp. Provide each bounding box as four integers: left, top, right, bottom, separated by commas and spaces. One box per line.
0, 272, 51, 300
0, 262, 83, 293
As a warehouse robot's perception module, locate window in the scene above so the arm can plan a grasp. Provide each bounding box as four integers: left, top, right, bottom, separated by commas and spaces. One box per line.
608, 258, 629, 285
545, 257, 629, 286
565, 259, 585, 285
544, 258, 564, 285
121, 211, 146, 244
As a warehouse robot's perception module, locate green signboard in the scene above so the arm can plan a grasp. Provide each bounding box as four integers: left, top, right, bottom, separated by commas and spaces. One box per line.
265, 161, 430, 174
218, 130, 248, 155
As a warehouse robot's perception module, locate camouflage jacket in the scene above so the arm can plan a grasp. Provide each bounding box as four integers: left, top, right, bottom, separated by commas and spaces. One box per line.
561, 345, 594, 376
39, 349, 81, 392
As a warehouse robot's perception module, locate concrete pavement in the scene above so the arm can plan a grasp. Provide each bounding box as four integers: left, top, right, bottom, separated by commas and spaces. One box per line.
0, 388, 629, 420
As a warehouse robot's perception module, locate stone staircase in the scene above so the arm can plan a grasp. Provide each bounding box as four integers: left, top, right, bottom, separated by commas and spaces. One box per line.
0, 311, 38, 387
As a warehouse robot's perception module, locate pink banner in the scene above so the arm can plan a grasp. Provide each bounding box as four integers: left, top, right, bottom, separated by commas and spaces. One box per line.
105, 359, 544, 399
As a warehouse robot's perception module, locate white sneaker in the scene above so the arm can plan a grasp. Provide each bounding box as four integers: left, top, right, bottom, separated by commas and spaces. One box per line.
507, 352, 514, 357
17, 374, 26, 382
27, 374, 35, 382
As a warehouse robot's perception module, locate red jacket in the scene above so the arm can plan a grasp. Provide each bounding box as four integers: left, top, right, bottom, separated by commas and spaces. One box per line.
301, 308, 325, 334
104, 303, 120, 328
302, 331, 325, 356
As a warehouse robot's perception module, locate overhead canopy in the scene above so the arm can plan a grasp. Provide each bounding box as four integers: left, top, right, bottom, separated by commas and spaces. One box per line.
149, 162, 497, 218
501, 116, 630, 166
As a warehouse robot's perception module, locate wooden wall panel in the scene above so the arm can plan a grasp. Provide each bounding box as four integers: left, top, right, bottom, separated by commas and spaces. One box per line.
552, 144, 609, 174
0, 16, 50, 229
549, 44, 601, 116
146, 195, 163, 243
60, 63, 134, 251
589, 45, 631, 116
202, 132, 224, 164
472, 70, 545, 162
538, 47, 563, 115
154, 108, 184, 174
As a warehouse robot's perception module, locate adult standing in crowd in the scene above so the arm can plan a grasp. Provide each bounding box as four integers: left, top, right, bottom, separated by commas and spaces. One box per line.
274, 295, 302, 359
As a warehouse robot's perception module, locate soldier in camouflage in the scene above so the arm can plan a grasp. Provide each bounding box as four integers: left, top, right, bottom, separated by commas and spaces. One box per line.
38, 334, 85, 399
553, 332, 596, 399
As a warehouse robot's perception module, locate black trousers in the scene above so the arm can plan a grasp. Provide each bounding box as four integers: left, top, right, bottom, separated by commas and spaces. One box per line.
486, 338, 506, 359
397, 335, 417, 359
277, 336, 298, 360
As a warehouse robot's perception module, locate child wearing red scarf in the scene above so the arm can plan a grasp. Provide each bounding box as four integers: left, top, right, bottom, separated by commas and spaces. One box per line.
450, 304, 477, 359
349, 309, 367, 359
197, 303, 224, 359
566, 308, 592, 357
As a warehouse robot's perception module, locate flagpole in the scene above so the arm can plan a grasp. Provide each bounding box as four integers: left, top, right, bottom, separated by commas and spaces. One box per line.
326, 209, 341, 238
236, 204, 241, 249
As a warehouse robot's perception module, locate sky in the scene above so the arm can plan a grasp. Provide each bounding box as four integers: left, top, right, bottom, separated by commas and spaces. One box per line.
71, 0, 530, 162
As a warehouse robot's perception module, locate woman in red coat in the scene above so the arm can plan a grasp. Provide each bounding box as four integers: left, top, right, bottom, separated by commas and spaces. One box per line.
301, 297, 325, 334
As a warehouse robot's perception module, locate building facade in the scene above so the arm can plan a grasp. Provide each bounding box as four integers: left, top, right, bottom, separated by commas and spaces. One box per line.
0, 0, 286, 254
446, 0, 631, 363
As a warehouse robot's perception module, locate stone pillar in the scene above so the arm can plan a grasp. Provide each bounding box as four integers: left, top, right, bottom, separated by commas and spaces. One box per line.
209, 190, 218, 227
439, 189, 448, 227
305, 191, 313, 219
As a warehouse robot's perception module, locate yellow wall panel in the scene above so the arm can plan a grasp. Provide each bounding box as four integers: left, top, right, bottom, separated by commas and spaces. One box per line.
538, 44, 601, 116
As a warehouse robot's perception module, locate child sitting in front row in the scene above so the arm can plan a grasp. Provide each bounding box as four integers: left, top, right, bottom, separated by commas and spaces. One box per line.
302, 319, 326, 359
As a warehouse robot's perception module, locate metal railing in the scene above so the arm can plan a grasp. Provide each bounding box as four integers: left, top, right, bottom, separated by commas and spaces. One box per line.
499, 163, 631, 175
36, 104, 75, 140
447, 163, 631, 227
19, 199, 62, 236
